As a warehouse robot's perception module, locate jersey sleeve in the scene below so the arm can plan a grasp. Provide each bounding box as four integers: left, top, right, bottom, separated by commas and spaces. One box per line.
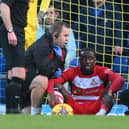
47, 67, 76, 93
47, 77, 65, 93
103, 67, 124, 93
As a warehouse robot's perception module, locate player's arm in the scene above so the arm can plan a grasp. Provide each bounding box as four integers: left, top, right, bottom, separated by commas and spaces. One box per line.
47, 68, 75, 107
1, 2, 17, 46
98, 68, 124, 114
102, 68, 124, 105
47, 67, 74, 93
47, 76, 65, 94
47, 76, 65, 107
108, 71, 124, 94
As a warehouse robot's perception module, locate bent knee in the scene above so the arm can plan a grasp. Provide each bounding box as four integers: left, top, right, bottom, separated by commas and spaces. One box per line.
29, 75, 48, 90
12, 67, 26, 80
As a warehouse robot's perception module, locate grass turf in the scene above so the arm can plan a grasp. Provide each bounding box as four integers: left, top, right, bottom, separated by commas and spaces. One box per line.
0, 115, 128, 129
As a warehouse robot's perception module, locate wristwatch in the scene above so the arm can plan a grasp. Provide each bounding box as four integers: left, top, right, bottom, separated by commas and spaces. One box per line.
7, 28, 14, 33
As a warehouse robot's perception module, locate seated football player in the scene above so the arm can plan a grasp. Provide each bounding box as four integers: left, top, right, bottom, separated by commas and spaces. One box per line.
47, 47, 124, 115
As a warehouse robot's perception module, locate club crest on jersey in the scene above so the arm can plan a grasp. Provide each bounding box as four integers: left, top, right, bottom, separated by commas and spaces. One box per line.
90, 79, 98, 85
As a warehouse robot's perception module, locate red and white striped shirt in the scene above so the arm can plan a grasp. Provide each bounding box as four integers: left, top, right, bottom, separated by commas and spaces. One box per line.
47, 65, 124, 102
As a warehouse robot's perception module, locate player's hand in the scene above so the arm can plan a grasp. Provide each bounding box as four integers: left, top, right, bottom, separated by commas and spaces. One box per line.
53, 45, 62, 57
8, 32, 17, 46
102, 94, 113, 109
48, 92, 60, 107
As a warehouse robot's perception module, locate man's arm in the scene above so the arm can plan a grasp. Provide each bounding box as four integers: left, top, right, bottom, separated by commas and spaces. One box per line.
47, 76, 65, 94
34, 46, 63, 77
47, 67, 74, 93
1, 3, 12, 29
113, 4, 123, 55
1, 2, 17, 46
47, 75, 71, 107
107, 71, 124, 94
97, 68, 124, 115
102, 67, 124, 96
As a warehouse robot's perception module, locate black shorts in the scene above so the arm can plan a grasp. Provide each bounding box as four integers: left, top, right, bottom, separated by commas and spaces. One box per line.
0, 25, 25, 70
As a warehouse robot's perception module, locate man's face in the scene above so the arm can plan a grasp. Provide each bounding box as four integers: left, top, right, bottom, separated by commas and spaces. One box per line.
92, 0, 104, 3
92, 0, 104, 7
45, 6, 59, 25
80, 51, 96, 75
54, 26, 70, 48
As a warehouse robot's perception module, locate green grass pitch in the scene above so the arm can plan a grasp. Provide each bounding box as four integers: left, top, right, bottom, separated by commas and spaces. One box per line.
0, 115, 128, 129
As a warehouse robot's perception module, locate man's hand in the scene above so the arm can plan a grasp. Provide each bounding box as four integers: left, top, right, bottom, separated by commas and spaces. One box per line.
8, 32, 17, 46
102, 94, 113, 109
54, 84, 69, 102
53, 45, 62, 57
113, 46, 123, 55
48, 92, 60, 107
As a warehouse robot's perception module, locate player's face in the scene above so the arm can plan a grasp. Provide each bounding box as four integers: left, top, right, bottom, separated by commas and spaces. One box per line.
80, 51, 96, 75
55, 26, 70, 48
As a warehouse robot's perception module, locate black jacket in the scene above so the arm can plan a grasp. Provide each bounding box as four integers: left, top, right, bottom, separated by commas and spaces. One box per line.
25, 32, 66, 78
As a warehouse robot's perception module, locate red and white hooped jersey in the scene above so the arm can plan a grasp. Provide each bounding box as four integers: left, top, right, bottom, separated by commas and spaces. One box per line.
48, 65, 124, 102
